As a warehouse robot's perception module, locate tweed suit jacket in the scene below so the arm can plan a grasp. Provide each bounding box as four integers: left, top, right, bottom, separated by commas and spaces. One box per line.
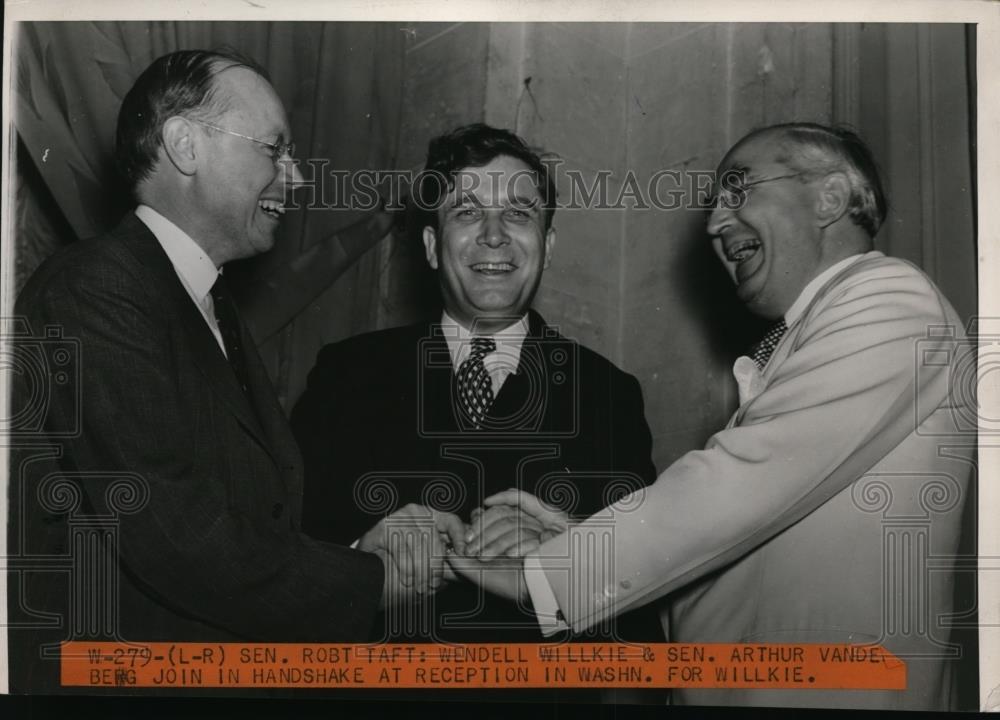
8, 212, 384, 692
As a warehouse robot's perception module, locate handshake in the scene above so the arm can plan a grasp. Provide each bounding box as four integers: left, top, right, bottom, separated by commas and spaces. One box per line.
357, 489, 569, 609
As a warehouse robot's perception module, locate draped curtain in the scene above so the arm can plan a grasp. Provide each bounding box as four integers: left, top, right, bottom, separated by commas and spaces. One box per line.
832, 22, 979, 709
13, 21, 406, 406
833, 22, 977, 323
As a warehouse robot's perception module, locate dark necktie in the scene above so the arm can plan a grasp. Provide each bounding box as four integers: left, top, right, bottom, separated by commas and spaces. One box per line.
750, 319, 788, 370
210, 275, 253, 397
455, 337, 496, 428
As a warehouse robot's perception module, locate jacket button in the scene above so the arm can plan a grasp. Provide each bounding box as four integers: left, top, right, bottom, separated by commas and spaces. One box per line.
271, 503, 284, 519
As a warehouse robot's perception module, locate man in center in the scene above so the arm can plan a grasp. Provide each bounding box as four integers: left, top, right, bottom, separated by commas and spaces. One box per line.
292, 123, 664, 647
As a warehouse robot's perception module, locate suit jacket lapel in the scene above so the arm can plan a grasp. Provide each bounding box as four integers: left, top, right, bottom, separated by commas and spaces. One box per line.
491, 310, 545, 422
731, 252, 881, 428
238, 320, 301, 489
421, 324, 461, 433
115, 213, 278, 463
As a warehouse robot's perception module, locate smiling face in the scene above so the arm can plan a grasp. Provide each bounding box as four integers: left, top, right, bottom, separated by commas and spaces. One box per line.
422, 155, 555, 333
193, 66, 301, 265
706, 133, 825, 320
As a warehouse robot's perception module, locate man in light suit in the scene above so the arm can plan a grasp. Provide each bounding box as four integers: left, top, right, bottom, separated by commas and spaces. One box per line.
8, 49, 461, 692
458, 123, 975, 710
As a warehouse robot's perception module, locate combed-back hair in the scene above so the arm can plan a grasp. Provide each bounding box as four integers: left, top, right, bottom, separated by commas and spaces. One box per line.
115, 48, 267, 194
741, 122, 888, 237
413, 123, 557, 232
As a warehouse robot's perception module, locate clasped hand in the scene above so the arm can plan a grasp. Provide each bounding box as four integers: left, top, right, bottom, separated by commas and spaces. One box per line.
360, 490, 569, 607
448, 488, 570, 603
357, 503, 466, 610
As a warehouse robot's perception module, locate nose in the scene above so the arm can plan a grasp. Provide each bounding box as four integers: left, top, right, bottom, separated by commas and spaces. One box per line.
279, 157, 305, 188
478, 211, 509, 247
705, 202, 733, 237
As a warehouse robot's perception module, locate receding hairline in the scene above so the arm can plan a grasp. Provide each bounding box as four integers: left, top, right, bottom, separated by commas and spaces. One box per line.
720, 128, 810, 171
196, 61, 272, 120
718, 124, 885, 239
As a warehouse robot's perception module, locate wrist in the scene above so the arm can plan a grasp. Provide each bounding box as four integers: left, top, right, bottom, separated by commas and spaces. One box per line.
371, 548, 391, 610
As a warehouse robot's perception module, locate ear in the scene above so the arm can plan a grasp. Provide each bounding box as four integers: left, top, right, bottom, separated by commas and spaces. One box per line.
160, 116, 199, 177
422, 226, 439, 269
542, 226, 556, 269
815, 172, 851, 228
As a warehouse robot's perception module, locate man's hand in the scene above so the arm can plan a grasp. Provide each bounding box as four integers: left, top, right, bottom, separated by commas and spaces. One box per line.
464, 505, 548, 559
446, 554, 530, 604
464, 489, 570, 559
358, 503, 466, 609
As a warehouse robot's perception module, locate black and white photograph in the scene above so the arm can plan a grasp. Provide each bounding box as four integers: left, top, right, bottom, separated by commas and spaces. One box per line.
1, 0, 996, 713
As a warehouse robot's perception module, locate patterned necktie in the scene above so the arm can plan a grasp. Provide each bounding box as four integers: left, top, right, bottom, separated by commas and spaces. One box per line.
750, 319, 787, 370
456, 337, 496, 428
210, 275, 253, 397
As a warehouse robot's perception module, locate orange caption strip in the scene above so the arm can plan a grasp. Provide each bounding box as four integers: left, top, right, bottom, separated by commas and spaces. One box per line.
61, 642, 906, 690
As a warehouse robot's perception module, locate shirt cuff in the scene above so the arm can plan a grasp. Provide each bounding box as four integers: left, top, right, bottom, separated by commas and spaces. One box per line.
524, 552, 569, 636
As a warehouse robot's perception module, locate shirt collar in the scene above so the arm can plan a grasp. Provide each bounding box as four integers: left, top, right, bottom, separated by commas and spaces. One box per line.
440, 310, 529, 370
784, 253, 867, 325
135, 204, 219, 303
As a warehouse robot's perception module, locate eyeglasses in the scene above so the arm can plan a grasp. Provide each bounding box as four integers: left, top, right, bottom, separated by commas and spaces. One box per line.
709, 170, 807, 210
188, 117, 296, 164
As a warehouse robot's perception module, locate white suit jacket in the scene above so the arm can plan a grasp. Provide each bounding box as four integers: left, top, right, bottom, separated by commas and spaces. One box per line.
535, 252, 974, 709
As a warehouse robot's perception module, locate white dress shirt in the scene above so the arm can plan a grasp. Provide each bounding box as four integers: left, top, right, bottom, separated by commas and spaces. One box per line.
524, 253, 867, 635
134, 204, 226, 356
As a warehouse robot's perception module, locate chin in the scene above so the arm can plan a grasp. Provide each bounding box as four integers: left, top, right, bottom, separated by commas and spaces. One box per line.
470, 291, 521, 311
471, 308, 522, 322
735, 283, 756, 305
248, 235, 278, 257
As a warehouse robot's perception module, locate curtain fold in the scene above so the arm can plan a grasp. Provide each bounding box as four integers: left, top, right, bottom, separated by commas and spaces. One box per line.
838, 22, 977, 324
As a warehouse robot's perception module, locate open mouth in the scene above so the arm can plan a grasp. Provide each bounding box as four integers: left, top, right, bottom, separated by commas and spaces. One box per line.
469, 262, 517, 275
258, 199, 286, 219
724, 238, 761, 264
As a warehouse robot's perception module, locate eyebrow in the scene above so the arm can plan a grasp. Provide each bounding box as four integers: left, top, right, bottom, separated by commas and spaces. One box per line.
448, 194, 483, 208
448, 193, 540, 208
715, 165, 751, 192
506, 193, 541, 208
264, 126, 289, 141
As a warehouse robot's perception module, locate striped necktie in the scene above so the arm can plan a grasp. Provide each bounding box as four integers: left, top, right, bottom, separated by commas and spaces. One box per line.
456, 337, 496, 428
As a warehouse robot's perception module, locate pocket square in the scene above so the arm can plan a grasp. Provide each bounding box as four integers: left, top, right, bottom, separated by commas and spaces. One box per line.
733, 355, 766, 406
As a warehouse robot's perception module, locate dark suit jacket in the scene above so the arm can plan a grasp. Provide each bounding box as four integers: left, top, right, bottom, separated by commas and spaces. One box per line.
291, 310, 665, 645
8, 213, 383, 692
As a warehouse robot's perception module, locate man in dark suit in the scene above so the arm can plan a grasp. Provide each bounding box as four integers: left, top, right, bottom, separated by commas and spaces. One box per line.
291, 124, 665, 649
8, 49, 460, 692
